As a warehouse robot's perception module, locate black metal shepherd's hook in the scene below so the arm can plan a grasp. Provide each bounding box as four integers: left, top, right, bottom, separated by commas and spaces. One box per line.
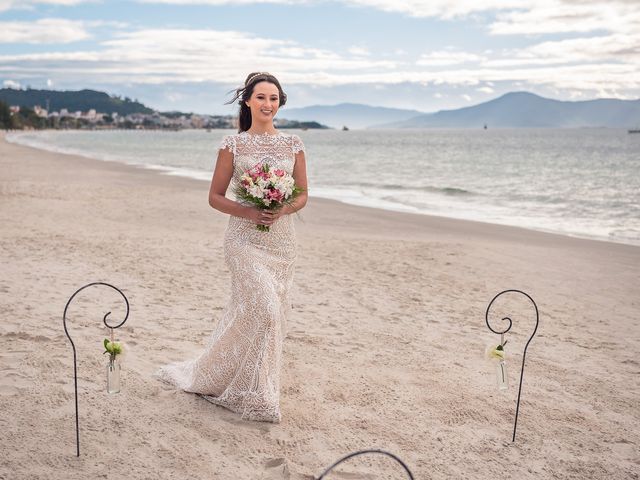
62, 282, 130, 457
316, 449, 414, 479
485, 289, 539, 442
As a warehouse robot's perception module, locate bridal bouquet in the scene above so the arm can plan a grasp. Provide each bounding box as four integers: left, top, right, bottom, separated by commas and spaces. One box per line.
235, 162, 303, 231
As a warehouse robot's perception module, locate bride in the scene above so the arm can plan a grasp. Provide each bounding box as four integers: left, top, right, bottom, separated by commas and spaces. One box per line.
154, 72, 308, 422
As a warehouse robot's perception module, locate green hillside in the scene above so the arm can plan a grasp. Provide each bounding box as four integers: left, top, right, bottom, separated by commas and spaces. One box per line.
0, 88, 153, 115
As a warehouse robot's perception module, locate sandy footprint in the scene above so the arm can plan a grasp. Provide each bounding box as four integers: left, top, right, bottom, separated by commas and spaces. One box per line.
263, 456, 289, 479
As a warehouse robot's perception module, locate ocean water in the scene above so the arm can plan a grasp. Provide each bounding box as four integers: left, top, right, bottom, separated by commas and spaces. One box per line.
7, 128, 640, 246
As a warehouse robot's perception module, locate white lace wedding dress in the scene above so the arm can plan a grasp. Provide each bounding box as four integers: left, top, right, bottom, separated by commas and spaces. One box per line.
154, 130, 305, 423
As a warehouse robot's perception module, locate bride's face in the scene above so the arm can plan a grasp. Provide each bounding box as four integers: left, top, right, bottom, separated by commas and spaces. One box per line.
245, 81, 280, 122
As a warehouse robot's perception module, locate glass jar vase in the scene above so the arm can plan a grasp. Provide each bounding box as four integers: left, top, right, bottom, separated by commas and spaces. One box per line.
496, 359, 508, 390
107, 356, 121, 394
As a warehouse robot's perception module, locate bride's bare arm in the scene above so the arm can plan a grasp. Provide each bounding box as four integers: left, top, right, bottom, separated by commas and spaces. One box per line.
208, 147, 254, 219
281, 150, 308, 215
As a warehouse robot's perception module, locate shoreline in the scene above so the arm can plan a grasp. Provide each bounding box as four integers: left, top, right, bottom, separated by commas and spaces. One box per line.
4, 129, 639, 250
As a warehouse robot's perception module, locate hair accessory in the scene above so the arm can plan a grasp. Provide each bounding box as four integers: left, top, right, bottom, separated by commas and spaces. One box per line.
246, 72, 270, 86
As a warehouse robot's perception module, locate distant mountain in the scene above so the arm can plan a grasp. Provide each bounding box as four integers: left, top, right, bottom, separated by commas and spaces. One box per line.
280, 102, 425, 129
5, 88, 637, 129
372, 92, 640, 128
0, 88, 153, 115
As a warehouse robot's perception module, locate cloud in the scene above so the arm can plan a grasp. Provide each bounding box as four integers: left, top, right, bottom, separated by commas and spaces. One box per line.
348, 46, 371, 56
344, 0, 640, 39
0, 18, 91, 43
484, 32, 640, 68
3, 79, 21, 88
1, 23, 638, 100
0, 0, 92, 12
341, 0, 523, 19
488, 0, 640, 35
429, 63, 639, 97
417, 50, 486, 66
0, 27, 397, 85
133, 0, 640, 39
1, 1, 638, 102
523, 33, 640, 62
133, 0, 639, 26
477, 86, 494, 93
134, 0, 522, 19
135, 0, 300, 3
165, 92, 184, 103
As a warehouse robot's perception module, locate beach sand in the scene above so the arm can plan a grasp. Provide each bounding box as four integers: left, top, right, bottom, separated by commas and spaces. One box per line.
0, 131, 638, 479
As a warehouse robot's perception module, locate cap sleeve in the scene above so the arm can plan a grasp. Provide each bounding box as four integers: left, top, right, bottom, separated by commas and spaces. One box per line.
218, 134, 236, 156
291, 134, 305, 155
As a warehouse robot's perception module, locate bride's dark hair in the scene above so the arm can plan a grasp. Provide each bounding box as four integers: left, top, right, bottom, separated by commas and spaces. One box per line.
224, 72, 287, 133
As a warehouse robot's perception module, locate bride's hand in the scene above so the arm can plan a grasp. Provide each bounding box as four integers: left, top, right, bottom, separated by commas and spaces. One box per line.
245, 207, 283, 227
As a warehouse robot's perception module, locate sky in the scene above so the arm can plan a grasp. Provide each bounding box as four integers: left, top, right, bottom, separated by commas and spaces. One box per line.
0, 0, 639, 115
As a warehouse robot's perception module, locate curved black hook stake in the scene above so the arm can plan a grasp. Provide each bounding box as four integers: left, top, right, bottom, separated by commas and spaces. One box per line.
62, 282, 130, 457
485, 289, 539, 442
316, 449, 414, 479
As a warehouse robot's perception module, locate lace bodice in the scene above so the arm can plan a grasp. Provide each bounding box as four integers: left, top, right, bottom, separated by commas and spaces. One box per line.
218, 131, 305, 193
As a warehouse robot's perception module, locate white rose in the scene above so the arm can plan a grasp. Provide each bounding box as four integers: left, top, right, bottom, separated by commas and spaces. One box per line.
249, 185, 263, 198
